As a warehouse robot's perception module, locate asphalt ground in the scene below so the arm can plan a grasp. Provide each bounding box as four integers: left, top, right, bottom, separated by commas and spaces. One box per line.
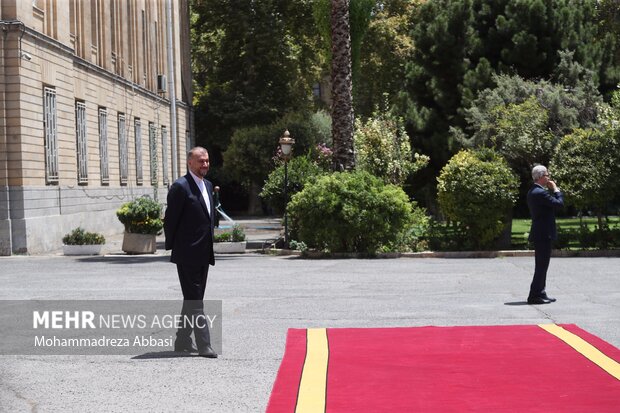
0, 252, 618, 412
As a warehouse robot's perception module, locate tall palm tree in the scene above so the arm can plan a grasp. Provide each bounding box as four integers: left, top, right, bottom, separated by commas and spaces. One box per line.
331, 0, 355, 171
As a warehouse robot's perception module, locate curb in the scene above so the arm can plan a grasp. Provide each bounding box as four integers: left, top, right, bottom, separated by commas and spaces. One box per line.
262, 249, 620, 259
261, 248, 302, 257
47, 246, 620, 259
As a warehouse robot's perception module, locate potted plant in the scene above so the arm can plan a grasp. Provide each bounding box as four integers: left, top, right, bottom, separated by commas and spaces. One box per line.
62, 227, 106, 256
116, 196, 163, 254
213, 224, 247, 253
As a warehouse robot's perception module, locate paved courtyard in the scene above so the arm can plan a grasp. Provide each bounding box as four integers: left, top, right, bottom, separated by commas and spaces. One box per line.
1, 253, 618, 412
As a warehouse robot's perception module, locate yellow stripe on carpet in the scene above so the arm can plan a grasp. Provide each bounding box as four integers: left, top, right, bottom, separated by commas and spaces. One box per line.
295, 328, 329, 413
539, 324, 620, 381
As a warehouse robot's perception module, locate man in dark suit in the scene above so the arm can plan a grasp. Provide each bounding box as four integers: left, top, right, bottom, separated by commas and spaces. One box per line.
526, 165, 564, 305
164, 146, 217, 358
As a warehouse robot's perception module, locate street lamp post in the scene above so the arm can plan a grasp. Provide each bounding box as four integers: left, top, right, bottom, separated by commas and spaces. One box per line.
279, 130, 295, 248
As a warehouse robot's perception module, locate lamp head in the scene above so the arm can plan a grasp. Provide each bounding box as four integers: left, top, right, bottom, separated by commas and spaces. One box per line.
279, 130, 295, 159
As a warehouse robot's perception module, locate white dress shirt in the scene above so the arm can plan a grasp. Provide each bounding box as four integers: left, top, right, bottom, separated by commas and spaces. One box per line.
189, 170, 211, 216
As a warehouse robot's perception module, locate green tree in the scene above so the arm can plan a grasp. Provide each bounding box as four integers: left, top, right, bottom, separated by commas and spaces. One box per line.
461, 55, 604, 147
355, 1, 417, 118
330, 0, 356, 171
222, 111, 327, 189
550, 128, 620, 227
598, 89, 620, 131
403, 0, 475, 169
191, 0, 322, 165
403, 0, 617, 182
354, 111, 429, 186
596, 0, 620, 97
459, 56, 604, 147
437, 149, 518, 249
489, 97, 555, 170
313, 0, 374, 89
260, 155, 326, 214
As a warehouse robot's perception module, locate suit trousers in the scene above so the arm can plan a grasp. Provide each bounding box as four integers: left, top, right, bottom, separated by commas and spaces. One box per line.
529, 239, 552, 298
175, 263, 211, 350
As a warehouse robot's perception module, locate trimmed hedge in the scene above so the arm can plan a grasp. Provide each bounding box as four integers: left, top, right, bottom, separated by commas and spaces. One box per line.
437, 149, 518, 250
287, 170, 426, 254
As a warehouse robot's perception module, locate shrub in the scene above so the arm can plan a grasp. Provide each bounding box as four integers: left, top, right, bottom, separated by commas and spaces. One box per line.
223, 111, 329, 187
354, 112, 429, 186
550, 128, 620, 224
231, 224, 246, 242
288, 240, 308, 252
577, 222, 620, 250
116, 196, 163, 235
62, 227, 105, 245
527, 219, 620, 251
437, 149, 518, 250
425, 220, 470, 252
553, 227, 573, 250
214, 224, 246, 242
287, 171, 426, 254
260, 155, 325, 214
213, 232, 233, 242
489, 97, 555, 169
389, 202, 430, 253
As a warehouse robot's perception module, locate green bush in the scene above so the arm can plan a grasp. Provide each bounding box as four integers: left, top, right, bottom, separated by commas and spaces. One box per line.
116, 196, 163, 235
260, 155, 325, 214
214, 224, 246, 242
62, 227, 105, 245
549, 223, 620, 250
577, 223, 620, 249
287, 171, 426, 254
553, 227, 573, 250
425, 220, 470, 252
437, 149, 518, 250
514, 217, 620, 250
231, 224, 246, 242
550, 128, 620, 221
288, 240, 308, 252
223, 111, 329, 187
354, 112, 429, 186
213, 232, 232, 242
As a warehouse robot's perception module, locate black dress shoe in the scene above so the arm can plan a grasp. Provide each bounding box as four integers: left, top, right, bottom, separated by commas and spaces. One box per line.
198, 345, 218, 358
541, 294, 556, 302
174, 343, 198, 353
527, 296, 551, 305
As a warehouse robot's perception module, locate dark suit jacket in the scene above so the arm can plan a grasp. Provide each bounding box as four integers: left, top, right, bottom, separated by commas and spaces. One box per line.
164, 173, 215, 266
527, 184, 564, 242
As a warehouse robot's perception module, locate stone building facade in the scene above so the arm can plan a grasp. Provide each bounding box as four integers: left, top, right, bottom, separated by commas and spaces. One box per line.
0, 0, 193, 255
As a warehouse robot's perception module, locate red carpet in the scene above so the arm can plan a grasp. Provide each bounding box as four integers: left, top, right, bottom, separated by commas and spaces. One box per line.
266, 324, 620, 412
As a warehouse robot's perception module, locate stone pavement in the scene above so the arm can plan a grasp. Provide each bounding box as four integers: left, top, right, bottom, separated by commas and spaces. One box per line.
0, 252, 618, 412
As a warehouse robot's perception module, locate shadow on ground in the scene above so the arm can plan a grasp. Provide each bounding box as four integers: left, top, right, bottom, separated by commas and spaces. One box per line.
77, 255, 170, 264
131, 351, 197, 360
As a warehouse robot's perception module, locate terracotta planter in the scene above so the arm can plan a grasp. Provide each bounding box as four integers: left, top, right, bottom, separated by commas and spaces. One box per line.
213, 241, 246, 254
63, 244, 103, 256
122, 232, 157, 254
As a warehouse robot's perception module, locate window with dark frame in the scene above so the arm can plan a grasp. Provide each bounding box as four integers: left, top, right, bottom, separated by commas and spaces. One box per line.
149, 122, 157, 186
161, 125, 169, 186
75, 100, 88, 184
118, 113, 128, 185
98, 107, 109, 185
43, 87, 59, 184
134, 118, 143, 185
